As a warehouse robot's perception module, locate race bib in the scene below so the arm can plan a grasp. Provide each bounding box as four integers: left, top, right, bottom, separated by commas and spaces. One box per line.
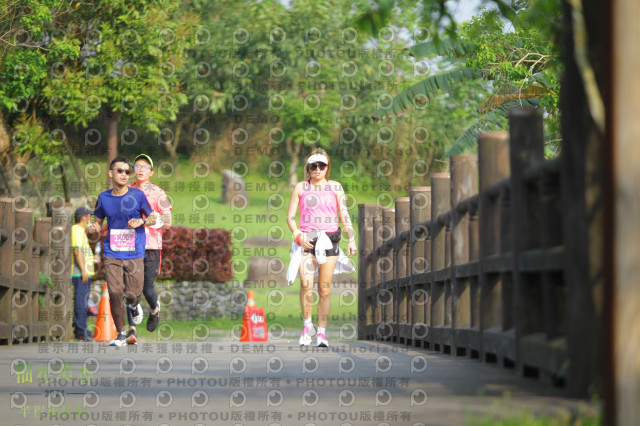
110, 229, 135, 252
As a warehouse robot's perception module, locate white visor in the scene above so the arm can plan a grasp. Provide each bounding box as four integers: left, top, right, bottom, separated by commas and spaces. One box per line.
307, 154, 328, 165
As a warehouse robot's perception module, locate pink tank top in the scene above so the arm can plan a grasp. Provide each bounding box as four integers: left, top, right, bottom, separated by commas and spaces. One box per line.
299, 180, 339, 232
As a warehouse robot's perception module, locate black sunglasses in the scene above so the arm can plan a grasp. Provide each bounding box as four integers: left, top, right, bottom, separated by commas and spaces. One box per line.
308, 162, 327, 171
113, 167, 132, 175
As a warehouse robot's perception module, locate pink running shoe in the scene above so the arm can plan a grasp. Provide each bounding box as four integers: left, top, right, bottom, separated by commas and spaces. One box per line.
299, 324, 316, 346
316, 332, 328, 347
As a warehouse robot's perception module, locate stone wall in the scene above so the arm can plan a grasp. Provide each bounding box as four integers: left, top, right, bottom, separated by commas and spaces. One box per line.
154, 281, 245, 321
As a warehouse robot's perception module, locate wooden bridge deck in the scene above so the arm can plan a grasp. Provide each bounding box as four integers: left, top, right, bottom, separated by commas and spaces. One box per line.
1, 339, 598, 426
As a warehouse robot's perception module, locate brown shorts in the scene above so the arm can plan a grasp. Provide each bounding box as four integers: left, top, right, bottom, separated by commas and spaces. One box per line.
103, 256, 144, 331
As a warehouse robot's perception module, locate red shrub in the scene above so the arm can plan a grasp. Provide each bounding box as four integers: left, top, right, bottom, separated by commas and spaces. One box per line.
93, 226, 233, 283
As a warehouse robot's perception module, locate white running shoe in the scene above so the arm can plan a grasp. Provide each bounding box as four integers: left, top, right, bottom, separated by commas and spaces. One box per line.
299, 324, 316, 346
109, 333, 127, 347
129, 303, 144, 325
316, 332, 328, 347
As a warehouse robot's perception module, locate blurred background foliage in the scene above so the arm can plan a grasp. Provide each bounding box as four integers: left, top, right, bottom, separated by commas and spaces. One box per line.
0, 0, 562, 209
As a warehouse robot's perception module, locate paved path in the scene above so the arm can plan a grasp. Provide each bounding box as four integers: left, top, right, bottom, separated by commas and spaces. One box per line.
1, 339, 597, 426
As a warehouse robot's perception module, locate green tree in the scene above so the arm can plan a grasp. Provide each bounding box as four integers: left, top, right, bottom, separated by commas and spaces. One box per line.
166, 0, 286, 169
241, 0, 434, 188
179, 0, 435, 190
358, 0, 563, 158
0, 0, 198, 195
0, 0, 78, 199
12, 118, 69, 202
44, 0, 198, 176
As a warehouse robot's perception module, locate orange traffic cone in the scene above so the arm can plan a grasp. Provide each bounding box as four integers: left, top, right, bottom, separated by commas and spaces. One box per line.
241, 290, 268, 341
94, 282, 117, 342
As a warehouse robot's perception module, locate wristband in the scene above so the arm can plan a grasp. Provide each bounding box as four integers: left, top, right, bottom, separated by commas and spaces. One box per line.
292, 230, 302, 239
295, 232, 303, 245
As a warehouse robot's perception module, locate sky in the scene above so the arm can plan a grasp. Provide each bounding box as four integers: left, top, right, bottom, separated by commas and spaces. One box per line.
450, 0, 485, 23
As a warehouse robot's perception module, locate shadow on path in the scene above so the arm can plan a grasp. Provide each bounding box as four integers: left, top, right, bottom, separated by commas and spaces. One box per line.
1, 339, 599, 426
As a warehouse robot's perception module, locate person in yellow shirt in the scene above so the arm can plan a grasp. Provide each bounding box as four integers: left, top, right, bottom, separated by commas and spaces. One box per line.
71, 207, 96, 341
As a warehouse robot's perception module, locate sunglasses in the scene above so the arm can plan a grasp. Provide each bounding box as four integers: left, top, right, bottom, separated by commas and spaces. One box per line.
112, 168, 132, 175
308, 162, 327, 171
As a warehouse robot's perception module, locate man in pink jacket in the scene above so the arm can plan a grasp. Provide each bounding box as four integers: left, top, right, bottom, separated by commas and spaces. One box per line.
125, 154, 173, 344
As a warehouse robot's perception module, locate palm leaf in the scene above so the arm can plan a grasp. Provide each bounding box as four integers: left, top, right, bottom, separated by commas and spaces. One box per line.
445, 99, 541, 156
353, 0, 395, 38
532, 71, 556, 89
406, 39, 465, 59
373, 66, 479, 119
478, 85, 548, 113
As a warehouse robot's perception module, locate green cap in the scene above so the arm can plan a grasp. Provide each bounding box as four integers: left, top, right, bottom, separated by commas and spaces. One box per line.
134, 154, 153, 169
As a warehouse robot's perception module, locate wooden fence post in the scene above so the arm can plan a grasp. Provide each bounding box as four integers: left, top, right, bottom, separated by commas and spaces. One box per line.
509, 109, 544, 374
381, 207, 395, 338
34, 217, 52, 342
0, 199, 14, 345
358, 204, 377, 340
477, 132, 511, 363
612, 0, 637, 419
410, 186, 430, 347
395, 198, 410, 281
394, 197, 410, 343
49, 202, 72, 341
13, 208, 34, 343
450, 155, 478, 356
372, 214, 382, 329
430, 173, 450, 352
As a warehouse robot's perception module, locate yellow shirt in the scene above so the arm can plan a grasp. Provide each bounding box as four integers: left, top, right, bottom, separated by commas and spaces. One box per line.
71, 224, 94, 276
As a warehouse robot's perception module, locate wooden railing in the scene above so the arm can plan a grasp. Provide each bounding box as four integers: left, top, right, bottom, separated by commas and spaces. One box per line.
357, 109, 594, 391
0, 199, 72, 344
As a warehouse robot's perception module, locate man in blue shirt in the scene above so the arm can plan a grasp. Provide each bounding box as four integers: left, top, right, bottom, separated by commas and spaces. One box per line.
90, 157, 157, 346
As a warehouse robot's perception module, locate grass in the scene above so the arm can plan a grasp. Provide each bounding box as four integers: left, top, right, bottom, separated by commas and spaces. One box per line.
77, 155, 380, 340
465, 411, 601, 426
463, 393, 601, 426
87, 287, 357, 342
78, 155, 382, 283
161, 288, 357, 341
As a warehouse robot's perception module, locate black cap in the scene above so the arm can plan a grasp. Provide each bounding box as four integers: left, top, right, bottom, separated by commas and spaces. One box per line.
74, 207, 93, 221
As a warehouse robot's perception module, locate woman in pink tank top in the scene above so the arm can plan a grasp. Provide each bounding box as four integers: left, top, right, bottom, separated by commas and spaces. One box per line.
287, 148, 357, 347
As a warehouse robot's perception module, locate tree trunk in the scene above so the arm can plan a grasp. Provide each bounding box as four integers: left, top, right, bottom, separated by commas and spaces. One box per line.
105, 109, 120, 189
561, 0, 606, 402
0, 112, 14, 197
167, 115, 208, 171
63, 138, 89, 199
0, 111, 9, 157
168, 120, 182, 171
285, 136, 302, 188
0, 159, 12, 197
289, 158, 298, 188
30, 174, 44, 208
59, 164, 70, 202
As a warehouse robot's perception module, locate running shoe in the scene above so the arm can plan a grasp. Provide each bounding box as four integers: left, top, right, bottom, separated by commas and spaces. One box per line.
126, 329, 137, 345
316, 332, 328, 347
109, 333, 127, 347
147, 302, 160, 332
129, 303, 144, 325
299, 324, 316, 346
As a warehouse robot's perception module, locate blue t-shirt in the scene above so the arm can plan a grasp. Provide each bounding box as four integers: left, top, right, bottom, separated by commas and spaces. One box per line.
93, 188, 153, 259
